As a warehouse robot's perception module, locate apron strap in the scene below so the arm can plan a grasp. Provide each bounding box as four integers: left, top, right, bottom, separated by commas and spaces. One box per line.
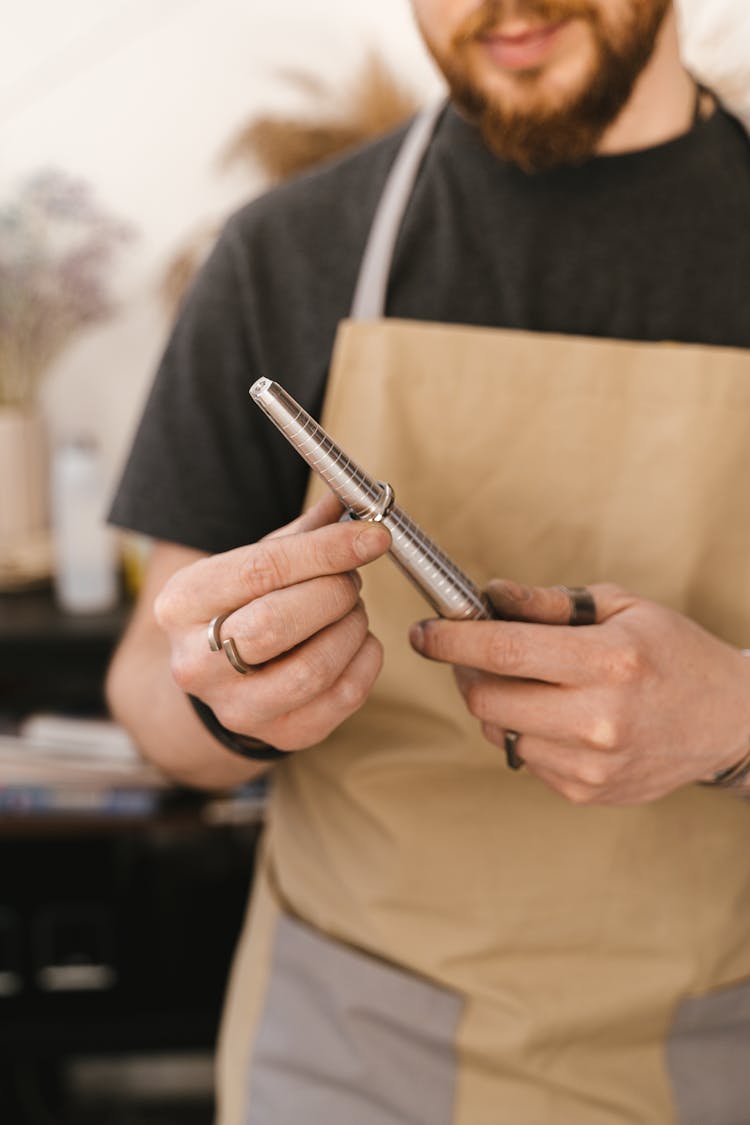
350, 100, 446, 321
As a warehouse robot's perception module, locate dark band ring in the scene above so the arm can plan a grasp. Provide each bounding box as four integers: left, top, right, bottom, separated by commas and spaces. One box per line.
563, 586, 597, 627
504, 729, 524, 771
208, 612, 257, 675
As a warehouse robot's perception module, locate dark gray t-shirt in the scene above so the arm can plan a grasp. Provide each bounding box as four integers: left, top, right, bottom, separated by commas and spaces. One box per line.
110, 104, 750, 552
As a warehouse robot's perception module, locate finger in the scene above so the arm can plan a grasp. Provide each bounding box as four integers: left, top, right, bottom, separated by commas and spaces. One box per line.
480, 724, 615, 798
251, 633, 384, 751
485, 580, 577, 625
215, 571, 362, 665
584, 583, 638, 622
157, 519, 390, 624
213, 603, 372, 728
173, 572, 363, 691
485, 580, 637, 626
454, 667, 592, 747
264, 493, 344, 541
410, 618, 603, 685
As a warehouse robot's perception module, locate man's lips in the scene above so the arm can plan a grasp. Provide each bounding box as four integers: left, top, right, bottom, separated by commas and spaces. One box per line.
477, 19, 570, 70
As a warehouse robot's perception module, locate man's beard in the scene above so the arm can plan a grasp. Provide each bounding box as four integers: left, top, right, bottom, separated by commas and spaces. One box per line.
421, 0, 671, 173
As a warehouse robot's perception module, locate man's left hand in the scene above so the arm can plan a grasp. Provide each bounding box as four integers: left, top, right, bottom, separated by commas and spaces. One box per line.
408, 581, 750, 806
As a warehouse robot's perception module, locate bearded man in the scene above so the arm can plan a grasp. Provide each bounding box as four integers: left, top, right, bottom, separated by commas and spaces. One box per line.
108, 2, 750, 1121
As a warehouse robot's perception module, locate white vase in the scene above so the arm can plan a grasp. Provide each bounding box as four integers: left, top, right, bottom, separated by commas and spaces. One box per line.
0, 406, 49, 553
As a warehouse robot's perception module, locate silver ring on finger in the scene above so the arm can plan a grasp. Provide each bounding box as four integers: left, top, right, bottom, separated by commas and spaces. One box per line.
504, 729, 524, 771
208, 612, 258, 675
222, 636, 256, 676
208, 612, 231, 652
562, 586, 597, 627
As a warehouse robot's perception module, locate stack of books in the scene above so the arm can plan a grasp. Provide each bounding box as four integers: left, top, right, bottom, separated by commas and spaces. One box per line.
0, 713, 168, 817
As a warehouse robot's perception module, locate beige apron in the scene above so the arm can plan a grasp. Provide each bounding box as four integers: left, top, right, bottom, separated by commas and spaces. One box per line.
217, 107, 750, 1125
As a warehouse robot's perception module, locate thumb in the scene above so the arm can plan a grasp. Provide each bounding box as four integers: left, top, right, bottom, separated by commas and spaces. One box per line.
263, 492, 344, 541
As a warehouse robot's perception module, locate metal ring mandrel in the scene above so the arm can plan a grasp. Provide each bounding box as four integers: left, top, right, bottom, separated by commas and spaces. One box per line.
249, 379, 493, 622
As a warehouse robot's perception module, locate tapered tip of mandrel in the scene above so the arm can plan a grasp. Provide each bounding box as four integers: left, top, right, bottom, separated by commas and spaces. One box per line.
249, 377, 273, 399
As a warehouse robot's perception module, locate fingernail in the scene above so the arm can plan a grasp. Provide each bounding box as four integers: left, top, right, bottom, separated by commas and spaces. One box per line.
489, 579, 531, 603
353, 523, 390, 561
409, 623, 425, 652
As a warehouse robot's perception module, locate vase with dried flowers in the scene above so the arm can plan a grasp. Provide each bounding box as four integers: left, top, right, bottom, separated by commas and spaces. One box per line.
0, 169, 131, 588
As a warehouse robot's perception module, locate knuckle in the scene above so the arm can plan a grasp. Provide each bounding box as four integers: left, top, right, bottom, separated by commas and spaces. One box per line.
581, 691, 634, 753
575, 757, 611, 788
336, 634, 383, 713
288, 650, 329, 700
605, 643, 646, 684
599, 582, 628, 601
169, 648, 200, 692
562, 782, 597, 806
337, 572, 362, 611
247, 596, 288, 655
487, 627, 525, 672
464, 679, 491, 721
582, 715, 620, 753
239, 543, 287, 596
310, 525, 356, 573
364, 633, 385, 676
346, 602, 370, 643
214, 695, 251, 734
334, 670, 371, 713
153, 585, 177, 630
480, 721, 505, 748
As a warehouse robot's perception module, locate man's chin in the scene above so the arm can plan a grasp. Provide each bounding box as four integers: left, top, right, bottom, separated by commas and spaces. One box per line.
429, 0, 670, 172
484, 117, 608, 173
460, 40, 599, 121
447, 71, 606, 172
468, 72, 588, 119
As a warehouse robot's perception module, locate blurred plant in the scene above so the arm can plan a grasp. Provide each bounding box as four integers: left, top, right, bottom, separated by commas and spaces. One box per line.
0, 170, 133, 407
222, 53, 419, 182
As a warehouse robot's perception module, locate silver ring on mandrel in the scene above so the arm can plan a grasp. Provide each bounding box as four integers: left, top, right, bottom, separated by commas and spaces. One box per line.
208, 612, 256, 675
563, 586, 597, 627
369, 481, 395, 523
504, 729, 524, 771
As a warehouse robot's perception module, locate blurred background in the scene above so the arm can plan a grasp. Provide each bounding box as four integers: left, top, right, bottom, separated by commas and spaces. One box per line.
0, 0, 443, 489
0, 1, 748, 1122
0, 5, 438, 1122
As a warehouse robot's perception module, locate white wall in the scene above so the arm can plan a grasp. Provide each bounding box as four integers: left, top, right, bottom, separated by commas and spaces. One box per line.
2, 0, 748, 498
1, 0, 441, 494
679, 0, 750, 122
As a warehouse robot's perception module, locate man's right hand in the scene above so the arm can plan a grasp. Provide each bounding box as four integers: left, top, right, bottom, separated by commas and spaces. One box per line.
153, 494, 391, 751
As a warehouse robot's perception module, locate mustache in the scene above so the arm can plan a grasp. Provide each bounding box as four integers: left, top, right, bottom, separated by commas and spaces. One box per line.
454, 0, 598, 43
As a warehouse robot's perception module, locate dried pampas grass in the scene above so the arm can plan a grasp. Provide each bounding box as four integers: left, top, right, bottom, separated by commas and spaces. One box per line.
222, 54, 420, 182
161, 222, 219, 324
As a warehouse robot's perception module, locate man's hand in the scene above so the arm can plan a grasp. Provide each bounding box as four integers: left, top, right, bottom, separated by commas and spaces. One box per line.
409, 580, 750, 806
154, 495, 391, 751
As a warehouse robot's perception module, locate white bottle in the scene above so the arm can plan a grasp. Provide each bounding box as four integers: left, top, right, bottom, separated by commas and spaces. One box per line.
51, 437, 118, 614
